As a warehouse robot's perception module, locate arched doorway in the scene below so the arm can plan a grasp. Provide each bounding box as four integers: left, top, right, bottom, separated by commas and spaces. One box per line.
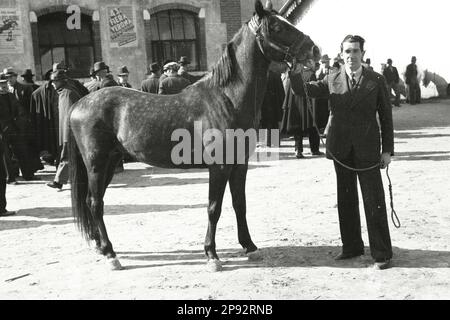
37, 11, 96, 79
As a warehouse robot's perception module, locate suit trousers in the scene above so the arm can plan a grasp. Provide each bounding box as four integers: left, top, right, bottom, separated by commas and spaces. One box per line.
55, 143, 69, 185
333, 153, 393, 261
387, 82, 401, 106
294, 127, 320, 153
406, 83, 421, 105
0, 144, 7, 211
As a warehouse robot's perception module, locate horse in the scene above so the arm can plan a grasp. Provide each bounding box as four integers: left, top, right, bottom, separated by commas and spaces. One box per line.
68, 0, 321, 271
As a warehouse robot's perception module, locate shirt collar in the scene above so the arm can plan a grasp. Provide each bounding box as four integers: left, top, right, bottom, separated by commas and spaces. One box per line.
345, 65, 363, 79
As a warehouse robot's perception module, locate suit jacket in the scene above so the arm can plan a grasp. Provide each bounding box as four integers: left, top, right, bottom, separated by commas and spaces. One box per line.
141, 75, 160, 94
383, 66, 399, 84
10, 82, 33, 116
293, 66, 394, 162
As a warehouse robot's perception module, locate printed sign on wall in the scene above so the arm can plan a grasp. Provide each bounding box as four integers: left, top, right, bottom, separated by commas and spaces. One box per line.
0, 6, 24, 53
108, 6, 137, 48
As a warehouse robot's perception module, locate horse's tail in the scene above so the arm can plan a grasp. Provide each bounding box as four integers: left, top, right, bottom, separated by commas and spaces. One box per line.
69, 123, 95, 241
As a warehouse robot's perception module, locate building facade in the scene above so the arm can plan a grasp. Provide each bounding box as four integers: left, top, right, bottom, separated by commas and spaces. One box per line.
0, 0, 285, 88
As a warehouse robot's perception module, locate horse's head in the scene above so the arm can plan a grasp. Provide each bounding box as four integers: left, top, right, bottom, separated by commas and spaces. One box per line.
249, 0, 321, 67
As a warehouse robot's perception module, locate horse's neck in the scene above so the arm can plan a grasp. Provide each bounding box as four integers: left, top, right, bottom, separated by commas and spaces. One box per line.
225, 27, 270, 123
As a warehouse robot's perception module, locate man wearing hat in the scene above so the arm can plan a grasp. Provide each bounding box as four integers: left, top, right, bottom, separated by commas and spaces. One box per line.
178, 56, 196, 83
117, 66, 132, 88
0, 72, 39, 182
21, 69, 39, 92
3, 67, 34, 116
47, 70, 85, 189
383, 58, 401, 107
141, 63, 161, 94
88, 61, 119, 93
52, 61, 89, 96
158, 62, 190, 95
0, 74, 16, 216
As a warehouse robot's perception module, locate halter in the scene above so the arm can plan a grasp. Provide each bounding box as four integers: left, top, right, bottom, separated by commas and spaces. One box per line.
248, 14, 307, 68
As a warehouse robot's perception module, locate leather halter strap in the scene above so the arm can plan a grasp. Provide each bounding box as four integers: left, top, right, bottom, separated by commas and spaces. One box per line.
248, 15, 307, 67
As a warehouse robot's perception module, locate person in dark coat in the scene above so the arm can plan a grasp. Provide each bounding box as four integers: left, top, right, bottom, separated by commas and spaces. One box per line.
316, 55, 332, 134
383, 58, 401, 107
117, 66, 132, 88
0, 77, 15, 216
178, 56, 197, 84
141, 63, 161, 94
281, 61, 323, 158
404, 56, 421, 105
0, 73, 39, 182
20, 69, 39, 92
88, 61, 119, 93
296, 35, 394, 270
260, 63, 285, 147
47, 70, 85, 190
158, 62, 190, 95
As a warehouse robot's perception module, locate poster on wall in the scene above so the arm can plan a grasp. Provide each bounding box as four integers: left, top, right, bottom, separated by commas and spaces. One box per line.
108, 6, 137, 48
0, 5, 24, 54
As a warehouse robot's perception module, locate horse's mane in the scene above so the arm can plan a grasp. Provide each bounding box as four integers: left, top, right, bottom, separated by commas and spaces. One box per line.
205, 14, 270, 88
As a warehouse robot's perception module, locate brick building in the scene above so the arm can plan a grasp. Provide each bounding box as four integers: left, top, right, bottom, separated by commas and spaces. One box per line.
0, 0, 285, 88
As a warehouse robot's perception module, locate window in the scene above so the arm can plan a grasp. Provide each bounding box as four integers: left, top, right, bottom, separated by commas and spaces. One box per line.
150, 10, 200, 70
37, 12, 95, 78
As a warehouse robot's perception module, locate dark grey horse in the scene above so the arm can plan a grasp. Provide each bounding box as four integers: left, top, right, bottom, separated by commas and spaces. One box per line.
68, 0, 320, 271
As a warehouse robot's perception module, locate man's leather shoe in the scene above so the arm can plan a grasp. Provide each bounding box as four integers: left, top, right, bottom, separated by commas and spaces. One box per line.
295, 151, 305, 159
47, 181, 63, 190
373, 259, 391, 270
0, 210, 16, 217
334, 251, 364, 260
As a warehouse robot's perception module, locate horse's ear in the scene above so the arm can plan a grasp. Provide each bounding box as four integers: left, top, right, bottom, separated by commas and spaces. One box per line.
264, 0, 273, 11
255, 0, 266, 18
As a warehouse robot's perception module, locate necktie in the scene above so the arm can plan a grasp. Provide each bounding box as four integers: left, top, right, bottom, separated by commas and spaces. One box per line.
351, 73, 356, 88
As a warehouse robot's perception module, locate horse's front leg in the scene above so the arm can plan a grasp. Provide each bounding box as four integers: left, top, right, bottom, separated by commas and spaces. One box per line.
205, 165, 231, 272
229, 164, 261, 261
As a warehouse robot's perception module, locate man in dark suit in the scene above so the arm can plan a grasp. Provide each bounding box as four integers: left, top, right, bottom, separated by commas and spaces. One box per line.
141, 63, 161, 94
88, 61, 119, 93
293, 35, 394, 270
383, 58, 401, 107
404, 56, 421, 105
117, 66, 132, 88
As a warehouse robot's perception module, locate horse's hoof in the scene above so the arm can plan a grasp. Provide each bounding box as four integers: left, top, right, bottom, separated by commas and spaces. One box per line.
247, 249, 263, 261
108, 257, 123, 270
206, 259, 223, 272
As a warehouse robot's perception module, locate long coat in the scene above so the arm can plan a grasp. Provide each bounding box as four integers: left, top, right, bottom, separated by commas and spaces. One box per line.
261, 71, 285, 130
57, 85, 83, 145
280, 69, 317, 136
295, 66, 394, 162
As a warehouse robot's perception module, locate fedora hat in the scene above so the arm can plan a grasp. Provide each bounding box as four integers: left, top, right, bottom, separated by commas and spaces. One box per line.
178, 56, 190, 65
3, 67, 17, 77
149, 63, 160, 73
117, 66, 129, 76
53, 61, 68, 72
21, 69, 35, 77
50, 70, 68, 81
320, 54, 330, 62
93, 61, 110, 74
0, 73, 8, 83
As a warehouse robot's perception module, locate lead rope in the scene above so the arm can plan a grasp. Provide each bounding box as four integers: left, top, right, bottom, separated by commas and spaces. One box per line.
297, 67, 401, 228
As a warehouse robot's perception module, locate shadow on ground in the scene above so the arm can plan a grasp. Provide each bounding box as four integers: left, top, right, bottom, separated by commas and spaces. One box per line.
116, 246, 450, 271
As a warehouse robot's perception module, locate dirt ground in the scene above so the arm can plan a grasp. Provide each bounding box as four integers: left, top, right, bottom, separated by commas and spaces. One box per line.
0, 99, 449, 300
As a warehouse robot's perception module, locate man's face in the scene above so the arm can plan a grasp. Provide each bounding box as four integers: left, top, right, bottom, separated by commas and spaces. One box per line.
0, 82, 8, 93
341, 41, 364, 71
97, 69, 107, 79
7, 75, 17, 85
118, 75, 128, 83
411, 57, 416, 64
51, 80, 64, 90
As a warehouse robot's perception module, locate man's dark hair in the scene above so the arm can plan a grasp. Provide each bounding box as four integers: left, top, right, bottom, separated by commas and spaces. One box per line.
340, 35, 365, 52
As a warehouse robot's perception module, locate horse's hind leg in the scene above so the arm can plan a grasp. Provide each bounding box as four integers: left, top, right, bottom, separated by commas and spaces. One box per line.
205, 165, 231, 272
91, 149, 123, 253
86, 157, 122, 270
229, 164, 261, 260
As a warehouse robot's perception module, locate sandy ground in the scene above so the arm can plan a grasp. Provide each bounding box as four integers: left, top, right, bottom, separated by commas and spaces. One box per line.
0, 99, 449, 300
